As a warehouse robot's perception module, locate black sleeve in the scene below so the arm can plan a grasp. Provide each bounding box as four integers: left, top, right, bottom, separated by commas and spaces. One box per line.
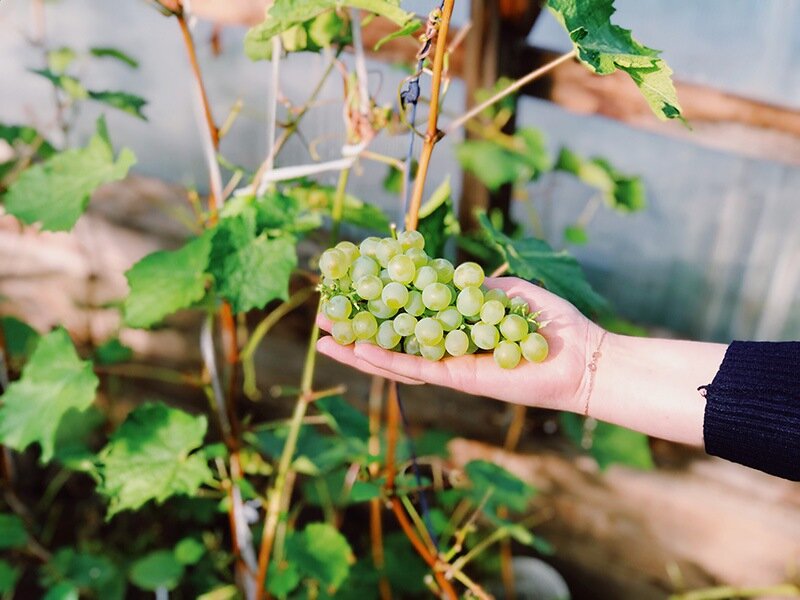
702, 341, 800, 480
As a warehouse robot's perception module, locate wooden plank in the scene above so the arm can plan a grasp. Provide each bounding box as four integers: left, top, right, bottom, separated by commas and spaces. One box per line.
361, 18, 800, 166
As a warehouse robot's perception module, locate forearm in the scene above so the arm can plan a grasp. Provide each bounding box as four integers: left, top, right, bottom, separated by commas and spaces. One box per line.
589, 334, 727, 446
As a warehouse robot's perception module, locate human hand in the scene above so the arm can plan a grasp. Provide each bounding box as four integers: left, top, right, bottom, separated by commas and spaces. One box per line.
316, 276, 606, 413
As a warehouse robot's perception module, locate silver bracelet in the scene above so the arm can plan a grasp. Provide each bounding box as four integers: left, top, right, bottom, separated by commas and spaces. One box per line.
583, 330, 608, 417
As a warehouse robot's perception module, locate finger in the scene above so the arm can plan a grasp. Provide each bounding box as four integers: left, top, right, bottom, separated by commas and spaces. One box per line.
316, 313, 333, 333
317, 337, 424, 385
353, 342, 478, 391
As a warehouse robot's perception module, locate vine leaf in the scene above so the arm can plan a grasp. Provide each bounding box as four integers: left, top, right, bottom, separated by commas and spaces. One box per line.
0, 560, 20, 595
88, 90, 148, 120
208, 216, 297, 314
0, 329, 98, 462
0, 514, 28, 550
464, 460, 535, 514
284, 523, 354, 593
89, 47, 140, 69
478, 213, 609, 317
129, 550, 184, 591
456, 128, 550, 191
417, 176, 459, 258
2, 116, 136, 231
97, 402, 214, 518
546, 0, 683, 121
246, 0, 415, 60
555, 148, 646, 212
123, 232, 213, 329
560, 413, 654, 470
40, 548, 125, 600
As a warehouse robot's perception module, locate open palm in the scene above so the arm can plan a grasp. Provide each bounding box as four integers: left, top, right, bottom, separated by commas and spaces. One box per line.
317, 277, 603, 413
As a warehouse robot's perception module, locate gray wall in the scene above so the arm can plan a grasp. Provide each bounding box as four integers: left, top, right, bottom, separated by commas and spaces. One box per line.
1, 0, 798, 341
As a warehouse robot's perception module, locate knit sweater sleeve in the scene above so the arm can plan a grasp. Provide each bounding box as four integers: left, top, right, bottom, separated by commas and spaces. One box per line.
702, 341, 800, 480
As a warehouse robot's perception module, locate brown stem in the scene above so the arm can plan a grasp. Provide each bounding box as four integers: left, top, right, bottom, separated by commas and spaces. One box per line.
405, 0, 456, 232
367, 377, 392, 600
177, 13, 219, 151
385, 381, 400, 491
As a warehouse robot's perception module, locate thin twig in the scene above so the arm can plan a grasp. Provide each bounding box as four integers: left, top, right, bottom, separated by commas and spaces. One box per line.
444, 50, 577, 135
405, 0, 456, 231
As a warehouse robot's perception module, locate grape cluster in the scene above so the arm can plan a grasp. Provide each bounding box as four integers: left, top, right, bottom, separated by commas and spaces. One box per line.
318, 231, 549, 369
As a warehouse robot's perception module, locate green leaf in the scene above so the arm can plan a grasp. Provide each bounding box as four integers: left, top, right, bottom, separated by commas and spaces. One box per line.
208, 216, 297, 314
52, 406, 104, 472
97, 402, 214, 517
42, 582, 79, 600
30, 68, 88, 100
46, 47, 77, 74
286, 182, 391, 233
129, 550, 184, 591
0, 329, 98, 462
0, 514, 27, 550
315, 395, 370, 444
373, 18, 421, 50
546, 0, 682, 121
174, 538, 205, 566
464, 460, 535, 513
2, 116, 136, 231
564, 224, 588, 245
90, 47, 139, 68
88, 90, 148, 120
555, 148, 646, 212
417, 176, 459, 258
0, 560, 20, 595
266, 561, 301, 597
285, 523, 354, 591
478, 213, 609, 317
560, 413, 654, 470
0, 316, 40, 366
0, 124, 56, 159
383, 532, 428, 595
123, 232, 213, 328
93, 338, 133, 365
456, 128, 550, 191
40, 548, 125, 600
246, 0, 413, 60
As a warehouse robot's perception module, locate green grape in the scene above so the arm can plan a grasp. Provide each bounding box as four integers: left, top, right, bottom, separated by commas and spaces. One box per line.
352, 311, 378, 340
404, 335, 421, 355
382, 282, 409, 310
467, 338, 478, 354
368, 299, 397, 319
388, 254, 416, 284
430, 258, 454, 283
350, 256, 380, 281
332, 320, 356, 345
520, 332, 548, 363
337, 275, 352, 292
480, 300, 505, 326
359, 236, 381, 258
404, 290, 425, 317
398, 230, 425, 250
392, 313, 417, 337
499, 314, 528, 342
324, 295, 352, 321
509, 296, 529, 314
322, 276, 338, 289
319, 248, 349, 279
413, 266, 438, 290
379, 269, 392, 285
354, 275, 383, 300
437, 307, 463, 331
376, 320, 401, 349
420, 341, 446, 361
456, 286, 483, 317
376, 238, 402, 267
415, 317, 444, 346
422, 282, 452, 311
445, 329, 469, 357
471, 322, 499, 350
453, 261, 484, 290
494, 340, 521, 369
484, 288, 508, 307
335, 241, 360, 263
406, 248, 429, 268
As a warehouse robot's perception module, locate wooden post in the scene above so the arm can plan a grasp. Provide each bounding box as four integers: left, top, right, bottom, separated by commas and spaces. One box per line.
459, 0, 542, 234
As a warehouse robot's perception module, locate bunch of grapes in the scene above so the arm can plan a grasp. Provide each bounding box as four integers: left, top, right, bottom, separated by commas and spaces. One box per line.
318, 231, 549, 369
